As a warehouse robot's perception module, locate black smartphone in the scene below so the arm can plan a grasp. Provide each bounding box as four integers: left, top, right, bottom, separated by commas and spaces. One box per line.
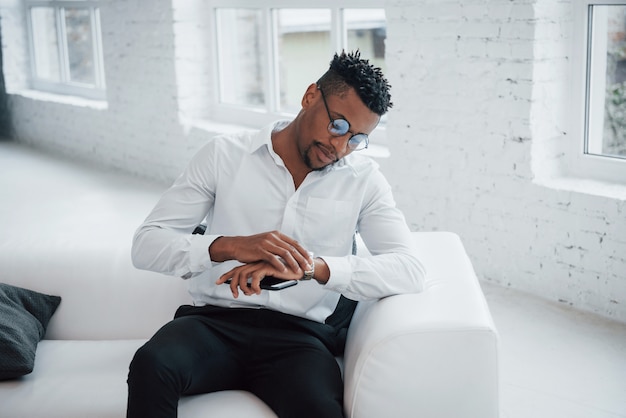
259, 276, 298, 290
225, 276, 298, 291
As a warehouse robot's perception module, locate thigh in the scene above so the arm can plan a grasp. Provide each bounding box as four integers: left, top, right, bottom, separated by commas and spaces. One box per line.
247, 333, 344, 418
133, 312, 247, 396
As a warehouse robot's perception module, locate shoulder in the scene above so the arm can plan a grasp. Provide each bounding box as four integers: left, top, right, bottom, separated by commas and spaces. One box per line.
193, 129, 257, 162
342, 153, 381, 177
210, 130, 256, 152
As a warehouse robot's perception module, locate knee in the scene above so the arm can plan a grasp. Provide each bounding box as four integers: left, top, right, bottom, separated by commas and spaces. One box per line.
127, 343, 182, 417
128, 342, 174, 384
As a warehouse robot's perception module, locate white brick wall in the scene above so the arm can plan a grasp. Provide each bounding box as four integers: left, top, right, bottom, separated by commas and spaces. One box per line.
1, 0, 624, 321
1, 0, 219, 183
383, 0, 625, 321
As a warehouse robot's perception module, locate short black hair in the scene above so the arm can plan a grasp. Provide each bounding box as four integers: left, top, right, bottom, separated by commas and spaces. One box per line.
317, 50, 392, 116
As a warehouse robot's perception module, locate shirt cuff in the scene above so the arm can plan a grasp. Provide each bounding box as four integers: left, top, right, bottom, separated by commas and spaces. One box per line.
189, 233, 221, 273
321, 256, 352, 292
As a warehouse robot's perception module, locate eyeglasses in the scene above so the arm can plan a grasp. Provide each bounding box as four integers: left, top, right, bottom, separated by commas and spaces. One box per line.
318, 86, 369, 151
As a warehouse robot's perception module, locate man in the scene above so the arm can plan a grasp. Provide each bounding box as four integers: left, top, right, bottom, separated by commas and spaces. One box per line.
127, 50, 426, 418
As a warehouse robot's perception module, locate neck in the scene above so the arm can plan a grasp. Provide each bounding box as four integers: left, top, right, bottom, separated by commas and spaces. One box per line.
271, 122, 311, 189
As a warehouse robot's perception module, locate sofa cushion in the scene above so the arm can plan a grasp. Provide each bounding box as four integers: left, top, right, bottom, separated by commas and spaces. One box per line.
0, 340, 145, 417
0, 340, 278, 418
0, 283, 61, 380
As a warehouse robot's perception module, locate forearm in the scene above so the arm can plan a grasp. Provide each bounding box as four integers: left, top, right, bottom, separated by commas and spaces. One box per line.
322, 250, 425, 301
208, 236, 231, 262
321, 171, 425, 299
208, 231, 313, 274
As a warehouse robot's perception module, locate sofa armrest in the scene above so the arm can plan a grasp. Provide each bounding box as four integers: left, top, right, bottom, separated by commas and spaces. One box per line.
343, 232, 499, 418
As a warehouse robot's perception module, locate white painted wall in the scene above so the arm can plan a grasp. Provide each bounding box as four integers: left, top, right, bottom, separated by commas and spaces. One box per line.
1, 0, 624, 321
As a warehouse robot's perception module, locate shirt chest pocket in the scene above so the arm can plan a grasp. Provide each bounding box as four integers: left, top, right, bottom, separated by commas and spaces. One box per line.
301, 197, 355, 253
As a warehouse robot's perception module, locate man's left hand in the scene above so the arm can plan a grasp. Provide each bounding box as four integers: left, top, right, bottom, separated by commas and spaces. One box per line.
216, 261, 303, 298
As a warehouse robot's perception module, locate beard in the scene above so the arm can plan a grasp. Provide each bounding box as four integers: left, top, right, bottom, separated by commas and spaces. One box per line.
302, 142, 338, 171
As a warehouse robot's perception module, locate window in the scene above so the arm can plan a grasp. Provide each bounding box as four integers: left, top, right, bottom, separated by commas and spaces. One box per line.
211, 1, 387, 131
571, 1, 626, 183
25, 1, 106, 100
585, 3, 626, 159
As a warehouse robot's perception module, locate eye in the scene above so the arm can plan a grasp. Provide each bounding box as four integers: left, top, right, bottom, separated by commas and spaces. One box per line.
330, 119, 350, 135
348, 134, 369, 150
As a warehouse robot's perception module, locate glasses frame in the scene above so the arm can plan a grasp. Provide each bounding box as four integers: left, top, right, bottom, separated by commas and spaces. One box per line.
317, 86, 369, 151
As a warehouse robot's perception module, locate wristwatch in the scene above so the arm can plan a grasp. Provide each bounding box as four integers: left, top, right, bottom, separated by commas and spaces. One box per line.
302, 252, 315, 281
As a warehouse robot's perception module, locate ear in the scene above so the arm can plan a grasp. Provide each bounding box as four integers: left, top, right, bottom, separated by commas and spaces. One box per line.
301, 83, 319, 109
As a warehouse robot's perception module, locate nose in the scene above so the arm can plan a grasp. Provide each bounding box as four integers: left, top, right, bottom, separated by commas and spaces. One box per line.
329, 134, 350, 155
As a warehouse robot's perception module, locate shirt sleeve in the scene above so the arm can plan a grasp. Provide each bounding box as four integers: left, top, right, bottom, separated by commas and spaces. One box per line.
321, 170, 427, 301
131, 141, 220, 278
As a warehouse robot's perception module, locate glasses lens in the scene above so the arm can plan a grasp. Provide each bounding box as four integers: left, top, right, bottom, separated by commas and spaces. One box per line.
348, 134, 369, 150
329, 119, 350, 136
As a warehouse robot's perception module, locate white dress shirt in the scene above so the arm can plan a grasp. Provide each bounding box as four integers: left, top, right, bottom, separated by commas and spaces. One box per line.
132, 122, 426, 323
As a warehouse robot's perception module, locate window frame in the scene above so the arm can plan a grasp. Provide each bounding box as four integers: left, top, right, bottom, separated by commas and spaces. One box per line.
207, 0, 387, 142
570, 0, 626, 183
24, 0, 106, 101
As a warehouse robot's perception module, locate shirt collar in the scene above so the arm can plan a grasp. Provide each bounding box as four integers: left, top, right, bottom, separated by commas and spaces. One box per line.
248, 122, 278, 154
249, 121, 361, 176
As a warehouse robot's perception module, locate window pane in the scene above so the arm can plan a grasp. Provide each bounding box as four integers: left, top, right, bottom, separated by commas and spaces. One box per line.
345, 9, 387, 74
276, 9, 331, 112
65, 8, 96, 85
586, 5, 626, 159
217, 9, 266, 107
31, 7, 61, 81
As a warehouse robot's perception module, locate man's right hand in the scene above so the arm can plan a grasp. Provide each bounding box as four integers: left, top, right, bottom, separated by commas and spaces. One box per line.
208, 230, 313, 274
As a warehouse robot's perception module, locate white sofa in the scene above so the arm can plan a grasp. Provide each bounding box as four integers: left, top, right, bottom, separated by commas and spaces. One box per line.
0, 142, 499, 418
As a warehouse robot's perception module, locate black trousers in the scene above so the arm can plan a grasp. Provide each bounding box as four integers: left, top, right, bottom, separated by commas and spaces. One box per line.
127, 305, 346, 418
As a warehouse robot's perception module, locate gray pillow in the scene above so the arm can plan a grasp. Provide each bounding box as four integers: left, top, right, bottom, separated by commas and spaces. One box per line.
0, 283, 61, 380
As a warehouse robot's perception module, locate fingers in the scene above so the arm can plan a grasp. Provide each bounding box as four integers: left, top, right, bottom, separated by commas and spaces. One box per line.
214, 231, 313, 299
265, 232, 312, 273
231, 231, 312, 273
230, 269, 259, 298
247, 270, 265, 295
217, 260, 304, 298
217, 264, 267, 298
262, 250, 291, 273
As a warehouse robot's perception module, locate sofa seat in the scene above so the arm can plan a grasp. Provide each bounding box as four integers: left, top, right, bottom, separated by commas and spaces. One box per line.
2, 340, 143, 418
1, 341, 277, 418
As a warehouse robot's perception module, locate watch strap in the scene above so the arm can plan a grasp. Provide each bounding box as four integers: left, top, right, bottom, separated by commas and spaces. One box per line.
302, 252, 315, 280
